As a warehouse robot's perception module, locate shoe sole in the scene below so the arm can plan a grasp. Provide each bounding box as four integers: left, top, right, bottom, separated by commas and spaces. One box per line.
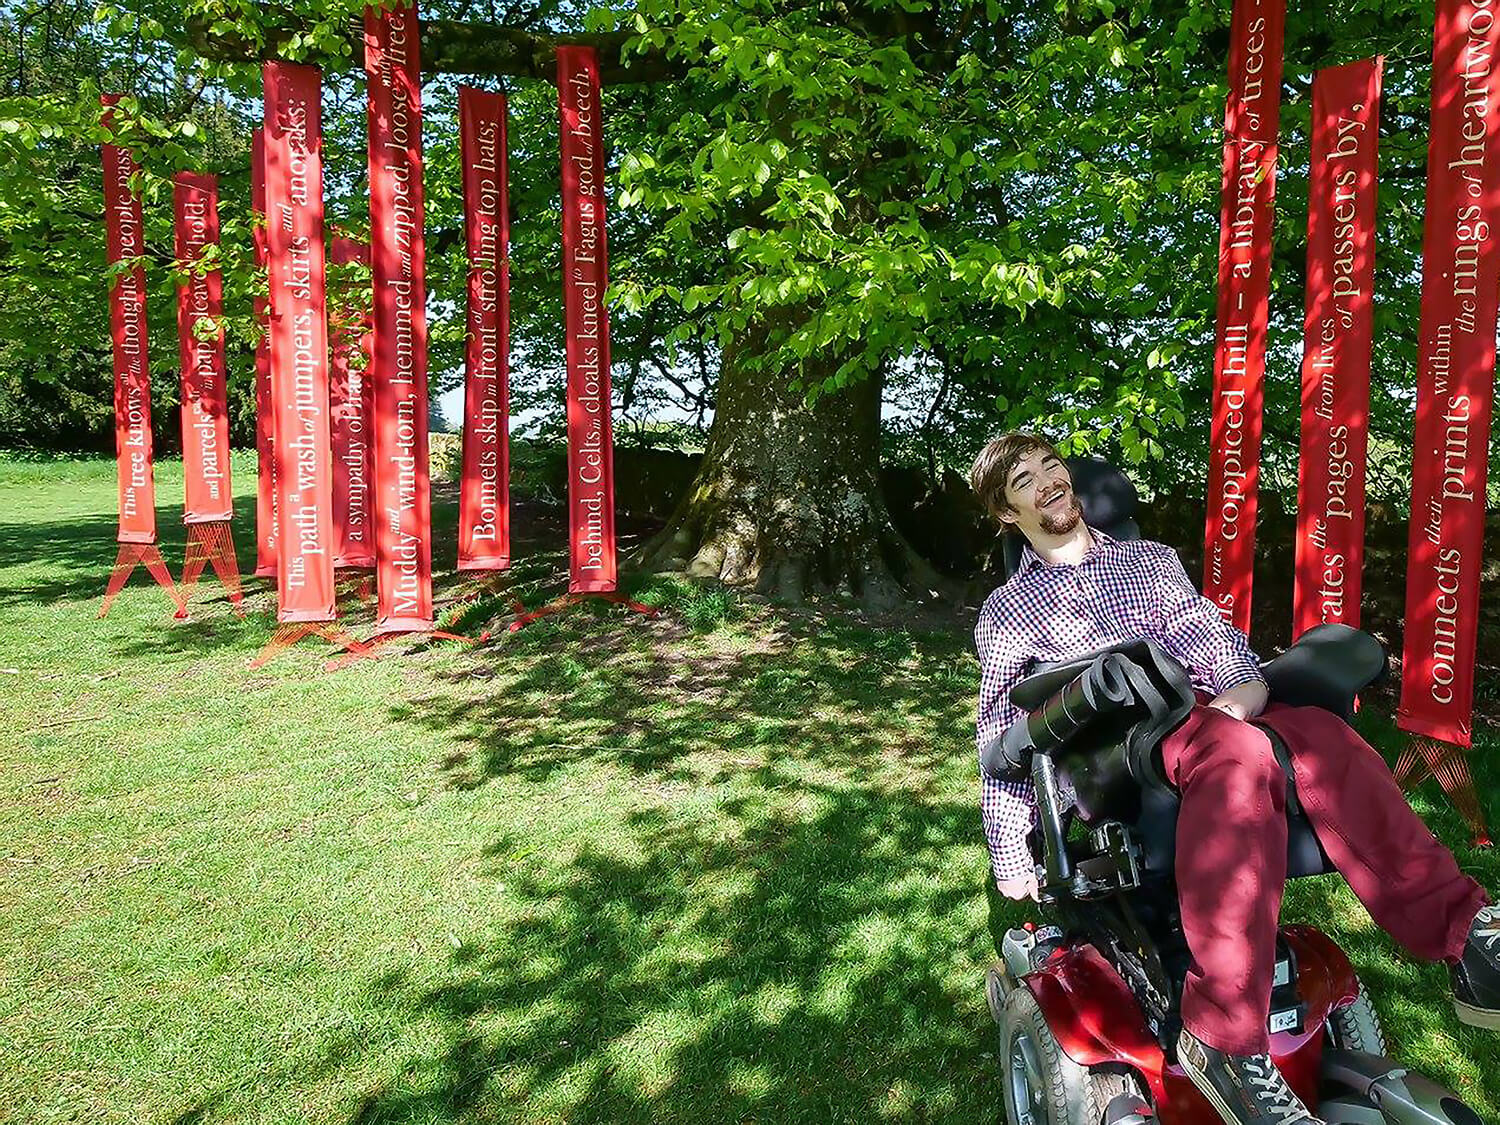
1453, 997, 1500, 1029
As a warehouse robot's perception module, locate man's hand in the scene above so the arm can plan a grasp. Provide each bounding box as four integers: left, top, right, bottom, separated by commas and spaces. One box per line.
996, 871, 1040, 902
1208, 679, 1269, 722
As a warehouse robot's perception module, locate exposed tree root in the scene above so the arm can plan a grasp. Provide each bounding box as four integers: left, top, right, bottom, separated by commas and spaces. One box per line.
637, 463, 948, 610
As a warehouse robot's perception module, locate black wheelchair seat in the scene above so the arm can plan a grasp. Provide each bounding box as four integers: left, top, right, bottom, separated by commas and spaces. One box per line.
1130, 738, 1334, 881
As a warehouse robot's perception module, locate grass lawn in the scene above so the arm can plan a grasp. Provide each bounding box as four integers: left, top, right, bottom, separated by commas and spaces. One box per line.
3, 453, 1499, 1124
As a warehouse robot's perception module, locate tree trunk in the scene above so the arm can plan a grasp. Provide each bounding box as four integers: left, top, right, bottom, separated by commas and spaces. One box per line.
637, 340, 944, 609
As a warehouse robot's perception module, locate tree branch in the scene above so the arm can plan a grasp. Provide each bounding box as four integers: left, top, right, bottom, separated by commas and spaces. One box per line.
649, 354, 714, 414
183, 14, 679, 84
170, 71, 212, 123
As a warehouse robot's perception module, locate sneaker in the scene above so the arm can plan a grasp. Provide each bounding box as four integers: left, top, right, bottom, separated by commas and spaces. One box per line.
1453, 903, 1500, 1029
1176, 1026, 1323, 1125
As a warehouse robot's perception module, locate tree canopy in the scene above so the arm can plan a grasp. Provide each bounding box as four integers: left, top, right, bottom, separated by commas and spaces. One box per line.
0, 0, 1481, 507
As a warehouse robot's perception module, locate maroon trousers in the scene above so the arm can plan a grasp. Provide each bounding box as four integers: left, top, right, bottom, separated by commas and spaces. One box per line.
1163, 702, 1488, 1056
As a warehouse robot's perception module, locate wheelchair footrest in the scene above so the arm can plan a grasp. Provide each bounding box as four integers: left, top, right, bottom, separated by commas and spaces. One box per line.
1318, 1049, 1483, 1124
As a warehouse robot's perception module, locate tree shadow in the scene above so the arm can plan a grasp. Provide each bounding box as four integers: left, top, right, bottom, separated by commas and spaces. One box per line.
0, 487, 662, 663
0, 507, 177, 609
334, 609, 1004, 1122
411, 611, 976, 798
344, 788, 998, 1123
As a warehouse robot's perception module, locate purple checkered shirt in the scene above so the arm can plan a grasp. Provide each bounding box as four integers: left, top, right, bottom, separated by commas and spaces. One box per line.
974, 528, 1264, 885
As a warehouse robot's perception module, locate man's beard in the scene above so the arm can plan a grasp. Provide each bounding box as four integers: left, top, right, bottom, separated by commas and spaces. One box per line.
1038, 496, 1083, 536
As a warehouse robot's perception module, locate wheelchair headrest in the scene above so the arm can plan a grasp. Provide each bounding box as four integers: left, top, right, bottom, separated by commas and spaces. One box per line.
1001, 457, 1141, 580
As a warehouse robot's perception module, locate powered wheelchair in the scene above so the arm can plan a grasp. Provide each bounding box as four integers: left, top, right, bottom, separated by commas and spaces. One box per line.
979, 460, 1482, 1125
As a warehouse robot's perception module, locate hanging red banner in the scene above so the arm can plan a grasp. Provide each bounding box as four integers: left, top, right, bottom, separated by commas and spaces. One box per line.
1201, 0, 1286, 632
458, 85, 512, 571
252, 128, 278, 577
330, 234, 375, 569
1398, 0, 1500, 749
365, 0, 434, 631
101, 95, 158, 546
558, 46, 617, 593
1292, 59, 1382, 639
263, 61, 336, 622
173, 171, 234, 524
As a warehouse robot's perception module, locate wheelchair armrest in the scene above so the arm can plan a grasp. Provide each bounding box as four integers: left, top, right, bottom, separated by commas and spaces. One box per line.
1009, 641, 1196, 775
982, 651, 1138, 780
1260, 623, 1386, 723
988, 642, 1195, 797
988, 641, 1197, 897
1011, 638, 1191, 715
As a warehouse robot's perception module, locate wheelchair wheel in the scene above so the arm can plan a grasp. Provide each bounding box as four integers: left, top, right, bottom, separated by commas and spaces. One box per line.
1326, 979, 1386, 1056
999, 984, 1147, 1125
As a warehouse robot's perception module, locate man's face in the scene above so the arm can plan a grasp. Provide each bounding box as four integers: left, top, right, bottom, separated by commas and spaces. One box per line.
1000, 449, 1083, 538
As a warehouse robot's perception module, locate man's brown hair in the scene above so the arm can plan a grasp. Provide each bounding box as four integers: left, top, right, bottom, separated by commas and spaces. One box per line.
969, 431, 1063, 519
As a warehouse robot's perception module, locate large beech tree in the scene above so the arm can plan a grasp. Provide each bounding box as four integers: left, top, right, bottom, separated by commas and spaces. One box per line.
1, 0, 1464, 602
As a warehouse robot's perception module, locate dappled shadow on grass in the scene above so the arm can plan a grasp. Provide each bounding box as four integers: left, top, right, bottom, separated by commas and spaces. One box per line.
0, 507, 197, 609
0, 486, 281, 628
410, 609, 977, 800
346, 785, 996, 1123
341, 606, 1002, 1122
0, 483, 666, 666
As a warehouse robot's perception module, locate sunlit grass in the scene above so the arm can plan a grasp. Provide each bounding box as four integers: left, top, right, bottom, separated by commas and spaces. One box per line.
1, 454, 1498, 1123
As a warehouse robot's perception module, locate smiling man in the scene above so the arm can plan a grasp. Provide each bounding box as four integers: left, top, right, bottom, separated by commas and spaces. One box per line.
969, 431, 1500, 1125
